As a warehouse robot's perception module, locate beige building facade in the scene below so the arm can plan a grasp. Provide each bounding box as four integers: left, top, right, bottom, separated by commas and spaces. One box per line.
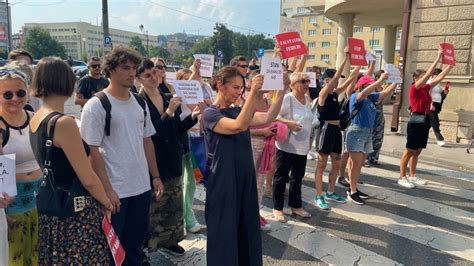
24, 22, 158, 60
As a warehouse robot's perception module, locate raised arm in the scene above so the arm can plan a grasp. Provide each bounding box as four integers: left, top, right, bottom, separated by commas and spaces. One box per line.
189, 59, 202, 81
429, 65, 454, 88
345, 66, 361, 98
295, 46, 308, 72
379, 83, 397, 100
415, 48, 442, 90
318, 46, 350, 106
356, 72, 388, 101
212, 74, 263, 135
251, 72, 290, 125
335, 66, 361, 95
366, 58, 375, 77
288, 57, 298, 73
273, 44, 283, 60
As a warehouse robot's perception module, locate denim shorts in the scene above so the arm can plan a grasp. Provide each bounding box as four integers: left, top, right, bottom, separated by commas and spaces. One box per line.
346, 124, 373, 154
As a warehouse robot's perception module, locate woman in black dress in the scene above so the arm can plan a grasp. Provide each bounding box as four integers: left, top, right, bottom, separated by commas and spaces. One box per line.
136, 59, 201, 256
203, 66, 288, 265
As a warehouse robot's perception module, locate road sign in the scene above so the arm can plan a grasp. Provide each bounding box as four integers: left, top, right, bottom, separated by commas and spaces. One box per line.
104, 36, 112, 45
216, 49, 223, 60
257, 48, 265, 58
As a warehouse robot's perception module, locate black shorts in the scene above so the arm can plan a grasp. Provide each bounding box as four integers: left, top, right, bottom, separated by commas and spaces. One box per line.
318, 122, 342, 155
406, 118, 430, 150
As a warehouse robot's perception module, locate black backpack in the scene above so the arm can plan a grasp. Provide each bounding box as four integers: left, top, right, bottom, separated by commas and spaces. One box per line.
339, 97, 363, 130
95, 91, 147, 136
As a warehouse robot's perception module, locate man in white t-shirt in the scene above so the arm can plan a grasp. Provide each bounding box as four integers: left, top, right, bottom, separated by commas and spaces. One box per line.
80, 46, 163, 265
428, 68, 448, 146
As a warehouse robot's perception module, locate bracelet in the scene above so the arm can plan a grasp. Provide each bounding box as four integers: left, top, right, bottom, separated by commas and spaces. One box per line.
153, 176, 161, 180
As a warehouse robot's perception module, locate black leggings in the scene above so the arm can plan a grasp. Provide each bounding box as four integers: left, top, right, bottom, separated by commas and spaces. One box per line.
429, 102, 444, 141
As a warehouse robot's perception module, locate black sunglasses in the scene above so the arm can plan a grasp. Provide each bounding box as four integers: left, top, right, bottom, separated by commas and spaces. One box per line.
89, 64, 101, 69
3, 89, 27, 100
299, 79, 311, 84
155, 65, 167, 70
238, 64, 249, 69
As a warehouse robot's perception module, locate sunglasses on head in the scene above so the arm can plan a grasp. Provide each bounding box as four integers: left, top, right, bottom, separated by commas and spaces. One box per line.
299, 79, 311, 84
3, 89, 27, 100
155, 65, 166, 70
89, 64, 101, 69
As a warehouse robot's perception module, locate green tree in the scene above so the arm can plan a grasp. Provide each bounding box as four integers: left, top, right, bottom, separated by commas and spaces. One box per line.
129, 36, 146, 56
149, 46, 171, 60
191, 37, 213, 55
211, 23, 233, 64
23, 27, 67, 59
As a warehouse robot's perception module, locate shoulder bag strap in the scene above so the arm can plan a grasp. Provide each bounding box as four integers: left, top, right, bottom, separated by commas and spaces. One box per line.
44, 113, 63, 168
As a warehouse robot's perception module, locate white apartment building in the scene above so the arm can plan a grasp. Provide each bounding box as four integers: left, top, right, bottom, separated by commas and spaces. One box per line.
24, 22, 158, 60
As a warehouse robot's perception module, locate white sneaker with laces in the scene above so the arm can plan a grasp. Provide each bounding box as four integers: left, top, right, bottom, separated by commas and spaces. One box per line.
187, 223, 202, 233
408, 176, 428, 185
437, 140, 446, 147
398, 178, 415, 188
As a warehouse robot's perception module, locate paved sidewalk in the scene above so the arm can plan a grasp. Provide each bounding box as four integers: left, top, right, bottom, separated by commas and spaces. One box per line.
381, 105, 474, 172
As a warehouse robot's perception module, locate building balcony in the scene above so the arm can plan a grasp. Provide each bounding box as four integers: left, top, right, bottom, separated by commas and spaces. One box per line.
325, 0, 403, 26
304, 0, 325, 12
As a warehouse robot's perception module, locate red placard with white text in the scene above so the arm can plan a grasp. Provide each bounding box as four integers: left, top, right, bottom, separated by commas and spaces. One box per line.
275, 32, 307, 59
102, 216, 125, 266
440, 43, 456, 66
348, 38, 368, 66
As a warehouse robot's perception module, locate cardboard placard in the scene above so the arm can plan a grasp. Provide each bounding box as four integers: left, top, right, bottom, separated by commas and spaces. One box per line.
260, 56, 284, 91
171, 80, 204, 104
307, 72, 317, 87
102, 216, 125, 266
440, 43, 456, 66
193, 54, 215, 77
275, 32, 307, 59
0, 154, 16, 197
384, 64, 403, 84
165, 72, 176, 80
348, 38, 368, 66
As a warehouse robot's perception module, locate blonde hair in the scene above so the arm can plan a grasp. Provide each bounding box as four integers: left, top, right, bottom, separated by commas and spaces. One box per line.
150, 57, 175, 94
289, 72, 309, 86
6, 60, 33, 85
176, 69, 192, 80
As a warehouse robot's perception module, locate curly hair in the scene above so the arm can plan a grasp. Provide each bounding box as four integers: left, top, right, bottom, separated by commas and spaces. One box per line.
102, 45, 142, 78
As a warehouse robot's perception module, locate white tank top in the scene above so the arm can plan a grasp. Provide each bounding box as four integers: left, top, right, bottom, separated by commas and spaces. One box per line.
1, 112, 40, 174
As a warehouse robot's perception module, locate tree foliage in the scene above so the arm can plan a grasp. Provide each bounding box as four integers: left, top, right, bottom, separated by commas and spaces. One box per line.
149, 46, 171, 60
129, 36, 147, 56
23, 27, 67, 59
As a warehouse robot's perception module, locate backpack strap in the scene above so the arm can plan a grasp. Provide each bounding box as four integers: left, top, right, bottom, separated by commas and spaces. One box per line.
132, 92, 147, 128
44, 113, 63, 168
95, 91, 112, 136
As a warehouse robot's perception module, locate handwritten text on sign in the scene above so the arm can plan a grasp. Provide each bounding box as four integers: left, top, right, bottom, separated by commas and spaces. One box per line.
384, 64, 403, 84
261, 56, 284, 91
102, 216, 126, 266
193, 54, 215, 77
171, 80, 204, 104
275, 32, 307, 59
0, 154, 16, 197
440, 43, 456, 66
348, 38, 368, 66
307, 72, 317, 88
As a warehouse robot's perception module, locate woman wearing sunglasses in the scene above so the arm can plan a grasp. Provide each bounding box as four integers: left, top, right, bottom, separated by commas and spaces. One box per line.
150, 57, 175, 95
136, 59, 202, 256
0, 65, 42, 265
272, 72, 314, 222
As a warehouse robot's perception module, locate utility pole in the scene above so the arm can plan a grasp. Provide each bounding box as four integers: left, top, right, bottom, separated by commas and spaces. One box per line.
6, 0, 12, 52
102, 0, 109, 53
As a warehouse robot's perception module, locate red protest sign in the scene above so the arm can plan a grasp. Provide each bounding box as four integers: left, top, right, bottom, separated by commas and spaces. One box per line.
348, 38, 367, 66
102, 216, 126, 266
275, 32, 307, 59
440, 43, 456, 66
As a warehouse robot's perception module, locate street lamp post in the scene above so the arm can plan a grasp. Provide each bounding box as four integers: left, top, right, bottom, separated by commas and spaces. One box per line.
139, 24, 149, 56
82, 38, 87, 60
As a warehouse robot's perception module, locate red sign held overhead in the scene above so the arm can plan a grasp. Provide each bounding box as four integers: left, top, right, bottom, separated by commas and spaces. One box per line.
0, 26, 6, 40
102, 216, 126, 266
440, 43, 456, 66
348, 38, 368, 66
275, 32, 307, 59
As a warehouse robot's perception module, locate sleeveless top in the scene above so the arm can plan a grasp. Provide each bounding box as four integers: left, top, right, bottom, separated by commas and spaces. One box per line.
1, 111, 40, 173
318, 92, 341, 121
29, 112, 90, 189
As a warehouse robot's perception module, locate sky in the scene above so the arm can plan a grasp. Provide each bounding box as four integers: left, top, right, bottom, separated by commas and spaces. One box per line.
10, 0, 281, 37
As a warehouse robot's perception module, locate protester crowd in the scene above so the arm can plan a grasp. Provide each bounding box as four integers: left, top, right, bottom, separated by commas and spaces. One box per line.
0, 41, 452, 266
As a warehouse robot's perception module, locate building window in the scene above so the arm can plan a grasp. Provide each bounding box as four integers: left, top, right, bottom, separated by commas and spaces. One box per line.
308, 55, 315, 61
397, 30, 402, 39
297, 7, 307, 14
324, 16, 332, 23
308, 30, 316, 36
308, 42, 315, 48
370, 27, 381, 32
321, 54, 330, 61
354, 26, 363, 33
309, 17, 317, 24
322, 29, 331, 35
369, 39, 380, 46
322, 42, 330, 48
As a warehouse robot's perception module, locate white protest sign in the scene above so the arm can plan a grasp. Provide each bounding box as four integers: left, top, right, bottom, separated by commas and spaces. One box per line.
165, 72, 176, 80
366, 52, 376, 62
384, 64, 403, 84
307, 72, 317, 87
171, 80, 204, 104
193, 54, 215, 77
261, 56, 283, 91
0, 154, 17, 197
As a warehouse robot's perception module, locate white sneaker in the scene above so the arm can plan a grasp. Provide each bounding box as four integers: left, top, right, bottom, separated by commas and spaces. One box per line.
308, 151, 318, 160
398, 178, 415, 188
408, 176, 428, 185
187, 223, 202, 233
437, 140, 446, 147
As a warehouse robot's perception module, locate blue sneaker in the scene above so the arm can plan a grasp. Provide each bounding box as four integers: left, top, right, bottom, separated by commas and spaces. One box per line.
313, 195, 330, 210
325, 192, 347, 203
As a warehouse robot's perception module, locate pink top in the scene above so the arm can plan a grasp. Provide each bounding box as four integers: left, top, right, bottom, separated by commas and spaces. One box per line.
250, 98, 272, 130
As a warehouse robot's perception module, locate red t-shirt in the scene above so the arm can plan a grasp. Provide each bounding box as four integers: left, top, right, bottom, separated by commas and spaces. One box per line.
409, 83, 432, 114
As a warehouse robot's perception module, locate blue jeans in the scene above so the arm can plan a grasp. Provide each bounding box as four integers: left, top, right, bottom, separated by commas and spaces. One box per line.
346, 124, 373, 154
